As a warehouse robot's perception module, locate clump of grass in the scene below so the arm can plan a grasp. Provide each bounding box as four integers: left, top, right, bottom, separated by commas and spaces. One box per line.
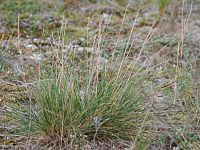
13, 61, 149, 147
9, 2, 153, 147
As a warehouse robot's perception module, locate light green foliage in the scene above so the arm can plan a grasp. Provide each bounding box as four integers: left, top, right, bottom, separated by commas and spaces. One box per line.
157, 0, 168, 16
0, 0, 41, 13
0, 0, 43, 23
0, 0, 46, 35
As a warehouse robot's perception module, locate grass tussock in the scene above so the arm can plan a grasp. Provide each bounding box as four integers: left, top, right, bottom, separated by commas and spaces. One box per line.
14, 63, 149, 147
